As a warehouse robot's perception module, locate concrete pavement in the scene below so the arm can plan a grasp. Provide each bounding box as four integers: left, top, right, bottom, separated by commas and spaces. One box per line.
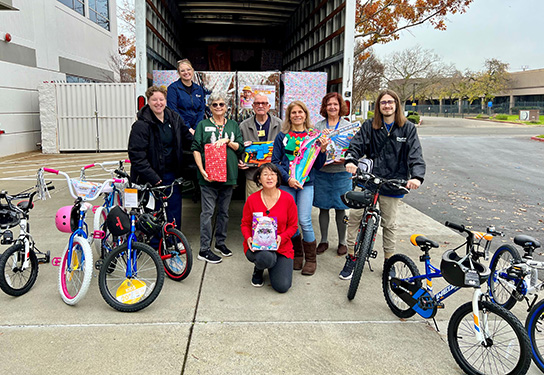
0, 151, 539, 374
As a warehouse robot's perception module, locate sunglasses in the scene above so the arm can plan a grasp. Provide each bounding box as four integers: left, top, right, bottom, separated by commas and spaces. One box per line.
211, 102, 226, 108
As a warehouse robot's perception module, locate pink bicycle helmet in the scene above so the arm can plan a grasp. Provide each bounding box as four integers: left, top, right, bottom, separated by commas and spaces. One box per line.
55, 205, 73, 233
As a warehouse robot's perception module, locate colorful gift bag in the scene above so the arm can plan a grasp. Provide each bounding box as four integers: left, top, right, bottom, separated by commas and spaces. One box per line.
252, 214, 278, 251
204, 143, 227, 182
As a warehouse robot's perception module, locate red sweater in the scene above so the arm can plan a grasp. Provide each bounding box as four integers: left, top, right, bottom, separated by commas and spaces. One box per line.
241, 189, 298, 258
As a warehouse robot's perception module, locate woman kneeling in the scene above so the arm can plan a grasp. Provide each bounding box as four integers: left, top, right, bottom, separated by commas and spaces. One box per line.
241, 163, 298, 293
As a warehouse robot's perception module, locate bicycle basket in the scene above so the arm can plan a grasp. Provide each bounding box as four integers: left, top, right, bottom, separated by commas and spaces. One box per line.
341, 189, 373, 209
0, 206, 19, 229
136, 212, 162, 237
106, 206, 130, 236
440, 249, 490, 288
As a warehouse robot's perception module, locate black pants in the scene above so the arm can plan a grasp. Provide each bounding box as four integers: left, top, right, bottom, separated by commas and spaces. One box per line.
245, 251, 293, 293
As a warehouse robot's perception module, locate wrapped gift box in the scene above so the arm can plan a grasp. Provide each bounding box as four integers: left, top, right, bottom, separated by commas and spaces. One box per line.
281, 71, 327, 125
204, 143, 227, 182
237, 71, 281, 122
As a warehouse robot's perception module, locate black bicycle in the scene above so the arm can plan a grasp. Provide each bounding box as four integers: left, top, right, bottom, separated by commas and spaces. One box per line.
341, 170, 407, 300
0, 184, 54, 296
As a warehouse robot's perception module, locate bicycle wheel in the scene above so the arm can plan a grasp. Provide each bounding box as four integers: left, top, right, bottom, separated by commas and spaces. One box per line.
448, 300, 531, 375
526, 299, 544, 372
347, 216, 375, 301
58, 236, 94, 305
98, 241, 164, 312
0, 242, 38, 296
93, 206, 118, 259
382, 254, 421, 318
160, 228, 192, 281
488, 244, 522, 310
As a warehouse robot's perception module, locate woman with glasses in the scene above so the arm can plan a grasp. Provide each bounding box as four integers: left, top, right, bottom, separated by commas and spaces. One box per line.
241, 163, 298, 292
313, 93, 352, 257
128, 86, 194, 230
191, 92, 245, 264
271, 101, 329, 276
167, 59, 206, 135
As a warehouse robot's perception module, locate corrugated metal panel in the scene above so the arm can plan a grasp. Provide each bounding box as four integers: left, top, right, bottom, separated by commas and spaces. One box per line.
57, 84, 98, 151
96, 84, 136, 151
55, 83, 136, 152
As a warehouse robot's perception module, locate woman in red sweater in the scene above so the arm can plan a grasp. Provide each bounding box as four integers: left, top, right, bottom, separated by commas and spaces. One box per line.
241, 163, 298, 292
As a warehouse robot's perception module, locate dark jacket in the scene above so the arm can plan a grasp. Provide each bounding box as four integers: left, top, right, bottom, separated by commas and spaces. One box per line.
166, 79, 206, 129
128, 105, 193, 185
344, 118, 425, 196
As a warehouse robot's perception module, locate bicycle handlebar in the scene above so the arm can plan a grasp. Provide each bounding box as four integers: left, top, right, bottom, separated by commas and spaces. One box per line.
354, 172, 409, 192
445, 221, 466, 233
43, 168, 59, 174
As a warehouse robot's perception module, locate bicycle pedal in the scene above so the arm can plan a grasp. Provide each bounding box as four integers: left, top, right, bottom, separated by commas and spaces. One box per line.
436, 302, 445, 309
37, 251, 51, 264
369, 250, 378, 259
343, 215, 349, 224
95, 259, 104, 270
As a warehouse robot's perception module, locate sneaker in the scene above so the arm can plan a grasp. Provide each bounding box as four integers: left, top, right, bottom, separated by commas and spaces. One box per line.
339, 255, 357, 280
251, 268, 264, 287
198, 249, 222, 264
215, 244, 233, 257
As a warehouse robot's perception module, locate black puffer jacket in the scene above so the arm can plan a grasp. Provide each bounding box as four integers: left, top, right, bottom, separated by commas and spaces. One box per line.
344, 118, 426, 196
128, 105, 193, 185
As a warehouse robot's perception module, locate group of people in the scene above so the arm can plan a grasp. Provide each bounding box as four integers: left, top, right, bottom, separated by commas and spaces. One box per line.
128, 58, 426, 295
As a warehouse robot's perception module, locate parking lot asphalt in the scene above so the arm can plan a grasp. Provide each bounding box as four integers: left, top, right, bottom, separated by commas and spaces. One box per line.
0, 151, 540, 374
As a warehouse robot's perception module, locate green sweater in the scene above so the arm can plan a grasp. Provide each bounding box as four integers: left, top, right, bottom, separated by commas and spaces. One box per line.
191, 118, 245, 186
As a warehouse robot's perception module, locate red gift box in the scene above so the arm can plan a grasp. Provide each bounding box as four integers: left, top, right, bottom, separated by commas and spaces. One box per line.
204, 143, 227, 182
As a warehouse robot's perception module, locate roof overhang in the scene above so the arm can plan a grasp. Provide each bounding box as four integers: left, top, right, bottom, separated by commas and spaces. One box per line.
0, 0, 18, 10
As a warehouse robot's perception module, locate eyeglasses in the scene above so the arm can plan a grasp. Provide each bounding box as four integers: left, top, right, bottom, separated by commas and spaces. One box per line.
211, 102, 226, 108
380, 100, 396, 106
261, 173, 276, 178
253, 102, 269, 107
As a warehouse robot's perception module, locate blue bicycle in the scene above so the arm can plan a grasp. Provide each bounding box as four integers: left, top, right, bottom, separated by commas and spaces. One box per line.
382, 221, 531, 375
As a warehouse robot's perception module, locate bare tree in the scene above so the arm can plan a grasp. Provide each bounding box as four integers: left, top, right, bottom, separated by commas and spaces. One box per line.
383, 45, 455, 108
352, 46, 385, 108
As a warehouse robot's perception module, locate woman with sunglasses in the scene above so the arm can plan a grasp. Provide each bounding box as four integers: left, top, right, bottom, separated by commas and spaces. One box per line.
191, 92, 245, 264
167, 59, 206, 135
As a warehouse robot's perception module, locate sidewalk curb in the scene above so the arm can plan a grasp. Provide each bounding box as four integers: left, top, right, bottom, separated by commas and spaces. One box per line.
531, 136, 544, 142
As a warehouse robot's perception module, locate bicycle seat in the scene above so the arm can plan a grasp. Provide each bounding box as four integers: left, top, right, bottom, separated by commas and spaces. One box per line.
341, 190, 373, 209
514, 235, 541, 249
410, 234, 439, 249
17, 200, 33, 211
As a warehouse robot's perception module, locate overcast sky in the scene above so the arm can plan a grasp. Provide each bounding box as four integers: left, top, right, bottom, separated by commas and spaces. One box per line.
373, 0, 543, 73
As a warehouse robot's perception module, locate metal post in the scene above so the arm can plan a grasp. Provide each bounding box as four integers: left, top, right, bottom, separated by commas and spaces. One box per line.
135, 0, 147, 98
341, 0, 356, 119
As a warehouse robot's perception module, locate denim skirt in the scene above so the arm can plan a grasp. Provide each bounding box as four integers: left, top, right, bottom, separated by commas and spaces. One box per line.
312, 170, 352, 210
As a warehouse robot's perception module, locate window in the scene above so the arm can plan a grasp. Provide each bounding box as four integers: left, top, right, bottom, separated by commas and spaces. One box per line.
58, 0, 84, 16
89, 0, 110, 30
66, 75, 95, 83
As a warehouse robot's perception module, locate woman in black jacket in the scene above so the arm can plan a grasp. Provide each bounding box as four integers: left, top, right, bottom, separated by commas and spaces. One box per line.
128, 86, 193, 229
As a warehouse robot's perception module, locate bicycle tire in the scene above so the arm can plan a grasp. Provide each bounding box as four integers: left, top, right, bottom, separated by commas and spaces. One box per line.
525, 298, 544, 372
0, 242, 39, 296
382, 254, 421, 318
347, 216, 375, 301
160, 228, 192, 281
448, 300, 531, 375
58, 236, 94, 305
98, 241, 164, 312
488, 244, 522, 310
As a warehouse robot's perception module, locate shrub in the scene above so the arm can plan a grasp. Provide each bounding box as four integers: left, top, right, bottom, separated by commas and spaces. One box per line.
407, 114, 420, 124
407, 111, 419, 117
476, 114, 482, 118
367, 110, 374, 118
495, 114, 508, 120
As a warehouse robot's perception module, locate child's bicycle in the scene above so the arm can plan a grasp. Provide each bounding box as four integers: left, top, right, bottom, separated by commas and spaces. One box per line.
382, 221, 531, 375
39, 167, 127, 305
0, 184, 54, 296
340, 170, 408, 300
78, 160, 130, 267
97, 204, 165, 312
487, 234, 544, 372
126, 173, 192, 281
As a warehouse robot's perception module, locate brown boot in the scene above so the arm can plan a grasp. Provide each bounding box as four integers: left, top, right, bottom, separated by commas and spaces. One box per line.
292, 235, 303, 270
301, 240, 317, 276
337, 244, 347, 256
316, 242, 329, 254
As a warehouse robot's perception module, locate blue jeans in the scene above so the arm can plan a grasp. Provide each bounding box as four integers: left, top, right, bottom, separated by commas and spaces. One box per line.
280, 184, 315, 242
199, 184, 233, 252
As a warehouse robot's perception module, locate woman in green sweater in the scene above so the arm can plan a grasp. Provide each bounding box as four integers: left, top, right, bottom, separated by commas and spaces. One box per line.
191, 92, 245, 264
